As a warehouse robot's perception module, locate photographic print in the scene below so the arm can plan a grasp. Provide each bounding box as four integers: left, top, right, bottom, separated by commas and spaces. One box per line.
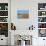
38, 29, 46, 37
17, 10, 29, 19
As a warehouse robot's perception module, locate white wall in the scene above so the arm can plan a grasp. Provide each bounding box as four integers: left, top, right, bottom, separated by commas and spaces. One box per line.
0, 0, 46, 46
11, 0, 46, 30
11, 0, 38, 30
11, 0, 46, 46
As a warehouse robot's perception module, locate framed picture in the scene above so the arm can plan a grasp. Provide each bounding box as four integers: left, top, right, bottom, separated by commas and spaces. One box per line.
0, 23, 8, 37
38, 3, 46, 10
17, 9, 29, 19
0, 17, 8, 22
38, 29, 46, 37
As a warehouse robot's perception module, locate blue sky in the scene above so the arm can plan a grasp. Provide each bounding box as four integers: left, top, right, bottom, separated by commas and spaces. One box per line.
17, 10, 29, 14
